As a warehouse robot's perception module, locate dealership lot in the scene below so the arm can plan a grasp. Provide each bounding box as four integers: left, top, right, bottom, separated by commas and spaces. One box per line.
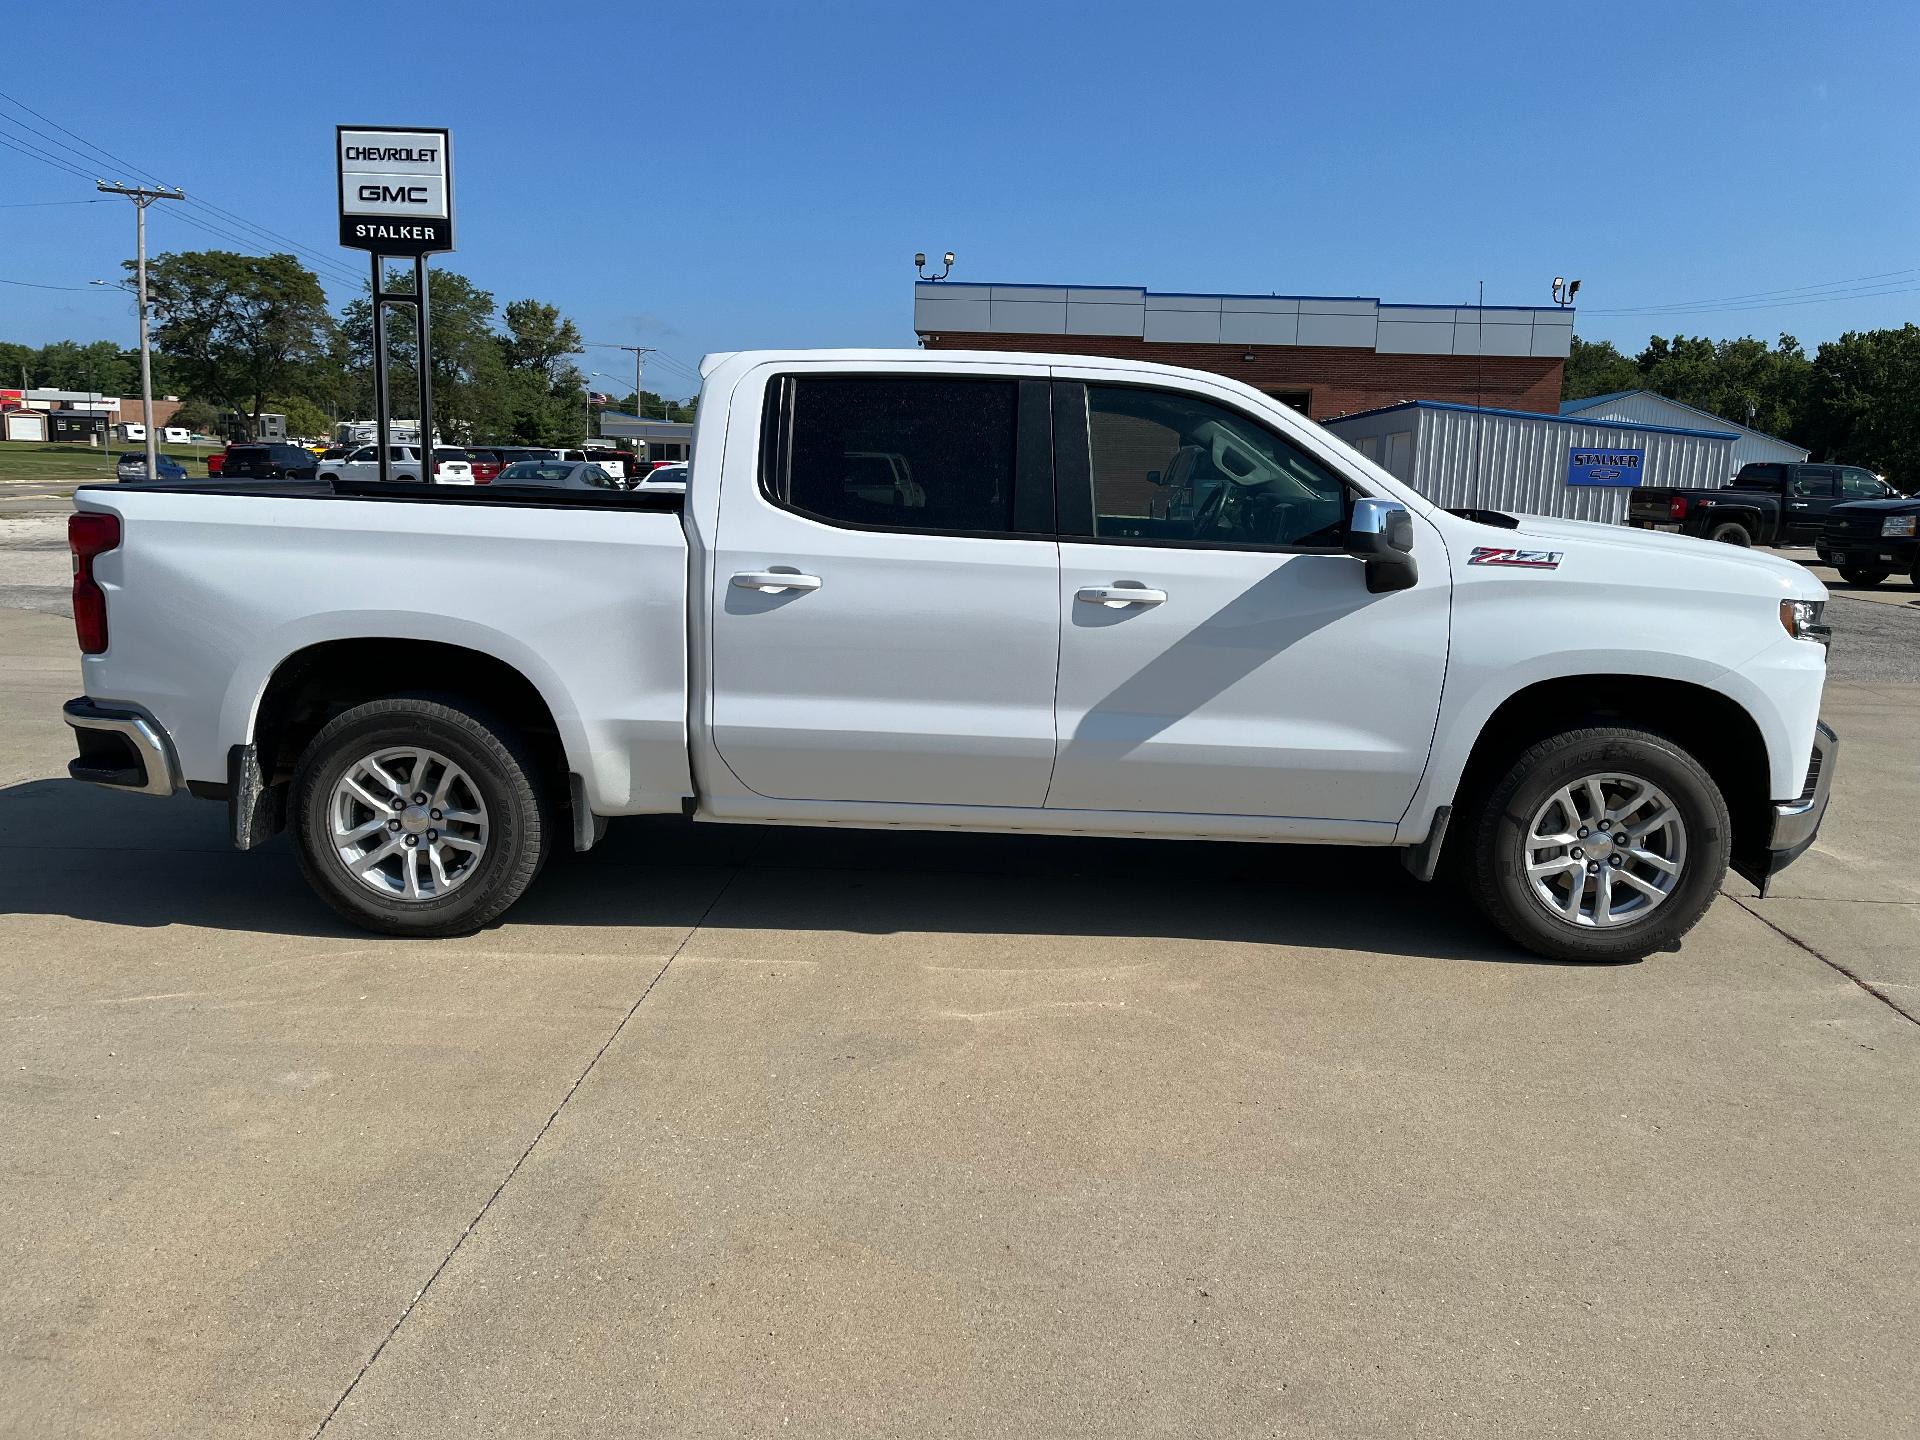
3, 552, 1918, 1436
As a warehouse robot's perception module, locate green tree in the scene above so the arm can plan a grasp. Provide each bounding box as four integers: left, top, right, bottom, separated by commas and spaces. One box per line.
1635, 333, 1811, 441
500, 299, 582, 374
32, 340, 135, 397
138, 250, 334, 433
347, 267, 510, 443
0, 341, 35, 389
273, 395, 330, 439
614, 389, 698, 424
1804, 326, 1920, 480
1561, 337, 1640, 402
167, 397, 220, 434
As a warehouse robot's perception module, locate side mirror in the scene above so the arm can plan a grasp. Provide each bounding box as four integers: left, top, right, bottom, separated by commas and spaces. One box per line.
1346, 497, 1418, 593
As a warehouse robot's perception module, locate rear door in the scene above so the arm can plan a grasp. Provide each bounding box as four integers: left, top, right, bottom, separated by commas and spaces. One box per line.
1046, 374, 1449, 826
1785, 466, 1839, 539
708, 365, 1060, 807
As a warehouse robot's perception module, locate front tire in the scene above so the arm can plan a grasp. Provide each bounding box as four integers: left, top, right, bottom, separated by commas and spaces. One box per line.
1707, 521, 1753, 546
1837, 565, 1890, 586
1467, 727, 1730, 963
290, 696, 550, 937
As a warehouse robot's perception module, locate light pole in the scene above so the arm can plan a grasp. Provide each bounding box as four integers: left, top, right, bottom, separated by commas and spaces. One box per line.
98, 182, 184, 480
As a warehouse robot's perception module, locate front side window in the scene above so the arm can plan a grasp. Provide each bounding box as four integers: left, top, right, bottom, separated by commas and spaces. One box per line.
768, 376, 1018, 534
1085, 384, 1349, 548
1841, 468, 1887, 499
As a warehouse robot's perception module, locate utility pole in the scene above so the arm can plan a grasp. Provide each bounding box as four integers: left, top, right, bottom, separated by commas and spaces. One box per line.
98, 182, 184, 481
616, 344, 655, 440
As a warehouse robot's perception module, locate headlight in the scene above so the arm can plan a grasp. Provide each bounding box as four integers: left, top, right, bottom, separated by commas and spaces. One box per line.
1882, 514, 1917, 538
1780, 598, 1831, 648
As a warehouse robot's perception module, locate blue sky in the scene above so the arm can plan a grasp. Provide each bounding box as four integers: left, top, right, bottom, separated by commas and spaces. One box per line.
3, 0, 1916, 399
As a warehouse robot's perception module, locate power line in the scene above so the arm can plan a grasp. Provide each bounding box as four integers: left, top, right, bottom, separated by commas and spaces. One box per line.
0, 275, 100, 291
0, 90, 363, 290
0, 196, 110, 209
1588, 265, 1920, 317
0, 130, 95, 181
1591, 282, 1920, 318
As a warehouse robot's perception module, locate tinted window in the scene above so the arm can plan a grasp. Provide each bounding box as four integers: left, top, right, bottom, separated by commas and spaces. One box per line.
1841, 468, 1886, 499
1733, 464, 1784, 489
1790, 468, 1836, 498
1084, 384, 1349, 549
770, 376, 1018, 534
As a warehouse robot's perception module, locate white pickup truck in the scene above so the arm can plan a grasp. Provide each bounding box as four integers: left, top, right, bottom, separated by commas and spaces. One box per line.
62, 349, 1836, 961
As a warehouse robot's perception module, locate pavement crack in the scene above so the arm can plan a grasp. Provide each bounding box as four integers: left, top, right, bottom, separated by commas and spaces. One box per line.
308, 868, 741, 1436
1731, 895, 1919, 1028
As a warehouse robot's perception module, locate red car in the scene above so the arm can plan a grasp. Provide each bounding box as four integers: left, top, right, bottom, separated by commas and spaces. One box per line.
464, 448, 503, 484
206, 448, 227, 477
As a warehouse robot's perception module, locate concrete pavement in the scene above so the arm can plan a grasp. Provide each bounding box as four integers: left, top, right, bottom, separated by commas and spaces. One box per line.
2, 604, 1917, 1438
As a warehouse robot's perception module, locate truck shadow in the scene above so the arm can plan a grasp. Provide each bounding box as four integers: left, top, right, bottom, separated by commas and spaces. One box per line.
0, 777, 1606, 966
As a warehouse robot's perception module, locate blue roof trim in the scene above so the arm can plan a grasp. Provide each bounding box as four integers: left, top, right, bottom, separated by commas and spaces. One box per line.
1379, 302, 1559, 313
1327, 399, 1738, 440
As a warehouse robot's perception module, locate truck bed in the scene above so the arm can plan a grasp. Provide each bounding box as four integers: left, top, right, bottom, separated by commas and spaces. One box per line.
71, 478, 694, 816
87, 476, 685, 512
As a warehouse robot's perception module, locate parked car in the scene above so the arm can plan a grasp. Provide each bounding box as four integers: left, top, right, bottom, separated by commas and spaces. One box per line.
1628, 462, 1899, 547
430, 448, 476, 485
1816, 495, 1920, 587
635, 461, 687, 494
62, 348, 1836, 963
206, 449, 226, 477
463, 448, 504, 484
220, 443, 320, 480
584, 447, 639, 485
315, 445, 472, 484
114, 452, 188, 482
495, 459, 623, 490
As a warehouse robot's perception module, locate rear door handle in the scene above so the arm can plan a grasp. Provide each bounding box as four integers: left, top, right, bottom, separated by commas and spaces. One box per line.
731, 570, 822, 593
1788, 502, 1809, 509
1076, 584, 1168, 608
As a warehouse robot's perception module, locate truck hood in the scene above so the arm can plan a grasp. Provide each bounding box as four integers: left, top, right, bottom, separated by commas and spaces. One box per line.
1483, 511, 1825, 596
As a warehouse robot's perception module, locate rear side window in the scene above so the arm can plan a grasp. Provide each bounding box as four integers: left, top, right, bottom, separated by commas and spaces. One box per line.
764, 376, 1018, 534
1789, 468, 1836, 498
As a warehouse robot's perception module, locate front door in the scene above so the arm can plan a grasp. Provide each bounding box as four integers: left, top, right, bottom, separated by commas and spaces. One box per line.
709, 369, 1061, 808
1046, 378, 1450, 825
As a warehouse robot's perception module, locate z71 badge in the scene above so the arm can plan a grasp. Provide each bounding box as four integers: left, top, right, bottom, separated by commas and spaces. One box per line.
1468, 546, 1564, 569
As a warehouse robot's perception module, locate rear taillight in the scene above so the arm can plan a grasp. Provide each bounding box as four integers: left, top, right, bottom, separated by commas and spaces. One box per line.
1668, 496, 1689, 520
69, 511, 121, 654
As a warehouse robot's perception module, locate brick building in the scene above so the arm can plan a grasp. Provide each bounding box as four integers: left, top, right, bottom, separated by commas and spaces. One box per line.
913, 282, 1572, 422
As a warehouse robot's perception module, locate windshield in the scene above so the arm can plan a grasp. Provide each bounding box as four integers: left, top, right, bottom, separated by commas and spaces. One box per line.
499, 461, 581, 483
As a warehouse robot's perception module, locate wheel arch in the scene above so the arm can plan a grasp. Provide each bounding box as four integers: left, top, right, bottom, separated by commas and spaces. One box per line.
248, 638, 575, 833
1439, 674, 1772, 875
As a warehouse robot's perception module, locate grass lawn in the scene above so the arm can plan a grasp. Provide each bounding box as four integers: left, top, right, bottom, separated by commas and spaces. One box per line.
0, 442, 218, 486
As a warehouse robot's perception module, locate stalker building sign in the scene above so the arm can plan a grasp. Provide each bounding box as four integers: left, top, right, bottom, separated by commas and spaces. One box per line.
337, 126, 453, 254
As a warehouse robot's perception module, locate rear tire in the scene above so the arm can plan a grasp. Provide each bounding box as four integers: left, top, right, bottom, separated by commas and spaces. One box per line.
290, 696, 550, 937
1466, 727, 1730, 963
1837, 565, 1890, 586
1707, 521, 1753, 546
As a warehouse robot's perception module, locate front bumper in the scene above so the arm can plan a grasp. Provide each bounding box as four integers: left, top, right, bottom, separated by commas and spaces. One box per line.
1815, 537, 1917, 570
1737, 721, 1837, 894
63, 696, 179, 797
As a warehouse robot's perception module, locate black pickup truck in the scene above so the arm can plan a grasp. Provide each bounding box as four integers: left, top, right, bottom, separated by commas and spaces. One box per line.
1817, 497, 1920, 586
1627, 462, 1899, 549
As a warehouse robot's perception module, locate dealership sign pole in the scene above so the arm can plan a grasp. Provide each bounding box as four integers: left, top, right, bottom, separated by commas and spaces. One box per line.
337, 127, 454, 484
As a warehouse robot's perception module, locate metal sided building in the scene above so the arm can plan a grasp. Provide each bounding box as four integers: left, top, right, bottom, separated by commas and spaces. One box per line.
1558, 389, 1807, 472
1323, 401, 1739, 524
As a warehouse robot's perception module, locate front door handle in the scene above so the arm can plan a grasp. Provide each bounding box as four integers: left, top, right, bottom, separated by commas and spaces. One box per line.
732, 570, 822, 594
1788, 502, 1809, 509
1076, 584, 1168, 608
